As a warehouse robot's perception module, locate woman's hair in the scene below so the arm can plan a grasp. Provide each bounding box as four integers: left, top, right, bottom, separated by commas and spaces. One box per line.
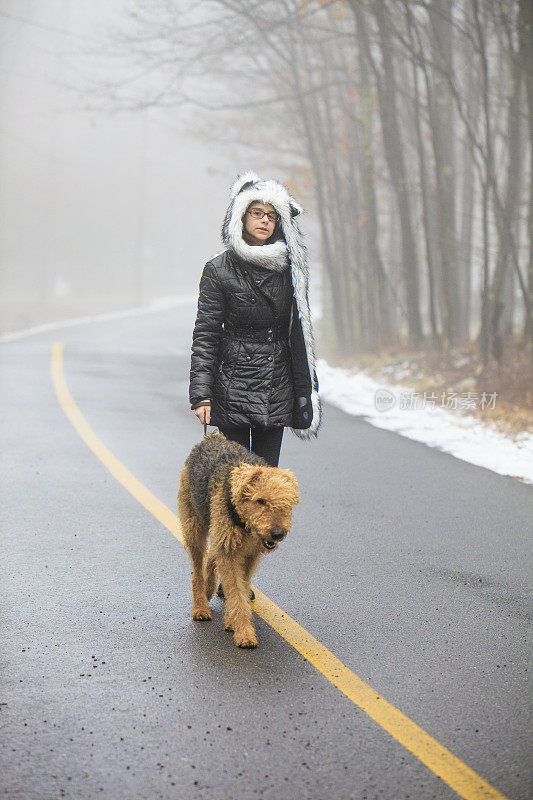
267, 217, 286, 244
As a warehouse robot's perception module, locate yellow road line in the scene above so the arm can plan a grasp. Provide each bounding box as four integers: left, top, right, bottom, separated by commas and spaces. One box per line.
51, 341, 509, 800
51, 342, 176, 537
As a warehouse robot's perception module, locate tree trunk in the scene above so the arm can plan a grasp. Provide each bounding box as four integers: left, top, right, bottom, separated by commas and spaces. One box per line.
518, 0, 533, 348
350, 0, 424, 347
428, 0, 460, 348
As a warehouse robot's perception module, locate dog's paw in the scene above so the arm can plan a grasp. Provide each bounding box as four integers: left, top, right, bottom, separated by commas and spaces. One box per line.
192, 607, 212, 621
234, 629, 258, 648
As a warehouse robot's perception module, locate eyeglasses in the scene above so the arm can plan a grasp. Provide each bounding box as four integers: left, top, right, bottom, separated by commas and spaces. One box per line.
247, 208, 279, 223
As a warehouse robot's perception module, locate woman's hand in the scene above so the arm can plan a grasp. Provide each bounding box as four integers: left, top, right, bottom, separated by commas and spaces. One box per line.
194, 404, 211, 425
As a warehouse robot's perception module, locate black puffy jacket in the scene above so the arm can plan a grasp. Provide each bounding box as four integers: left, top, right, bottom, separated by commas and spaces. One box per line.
189, 250, 312, 429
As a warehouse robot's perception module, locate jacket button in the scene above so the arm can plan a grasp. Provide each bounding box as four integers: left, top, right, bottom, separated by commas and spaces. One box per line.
267, 335, 272, 341
251, 297, 256, 303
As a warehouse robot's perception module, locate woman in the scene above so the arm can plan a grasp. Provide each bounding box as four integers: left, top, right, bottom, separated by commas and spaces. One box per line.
189, 171, 321, 468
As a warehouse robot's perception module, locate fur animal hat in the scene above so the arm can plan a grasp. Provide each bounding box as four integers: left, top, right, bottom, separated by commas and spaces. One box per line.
222, 171, 321, 439
222, 171, 302, 272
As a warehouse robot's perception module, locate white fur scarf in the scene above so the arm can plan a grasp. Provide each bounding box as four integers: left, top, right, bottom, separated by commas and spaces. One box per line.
221, 171, 322, 439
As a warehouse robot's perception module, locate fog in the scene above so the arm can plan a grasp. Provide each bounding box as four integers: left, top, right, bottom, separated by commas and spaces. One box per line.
1, 0, 530, 374
0, 1, 269, 332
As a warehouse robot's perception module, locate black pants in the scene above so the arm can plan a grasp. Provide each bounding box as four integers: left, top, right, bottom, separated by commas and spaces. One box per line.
218, 425, 284, 468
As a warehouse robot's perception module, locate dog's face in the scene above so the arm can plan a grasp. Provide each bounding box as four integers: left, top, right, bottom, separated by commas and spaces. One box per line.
230, 464, 300, 551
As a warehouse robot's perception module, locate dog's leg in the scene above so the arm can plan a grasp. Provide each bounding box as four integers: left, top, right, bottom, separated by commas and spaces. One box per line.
187, 540, 212, 621
178, 465, 211, 621
204, 549, 217, 601
216, 555, 260, 604
217, 556, 258, 648
243, 553, 261, 602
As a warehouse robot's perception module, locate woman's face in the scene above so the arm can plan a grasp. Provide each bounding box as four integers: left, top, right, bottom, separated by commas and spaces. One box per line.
243, 202, 278, 245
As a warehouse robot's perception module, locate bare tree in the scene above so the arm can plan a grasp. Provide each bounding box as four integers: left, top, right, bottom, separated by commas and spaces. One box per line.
80, 0, 531, 365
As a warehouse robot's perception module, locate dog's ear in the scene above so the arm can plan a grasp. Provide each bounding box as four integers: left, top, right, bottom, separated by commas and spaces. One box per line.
276, 469, 301, 506
230, 463, 263, 503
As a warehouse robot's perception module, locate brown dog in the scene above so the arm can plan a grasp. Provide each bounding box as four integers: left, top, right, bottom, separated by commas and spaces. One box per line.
178, 432, 300, 648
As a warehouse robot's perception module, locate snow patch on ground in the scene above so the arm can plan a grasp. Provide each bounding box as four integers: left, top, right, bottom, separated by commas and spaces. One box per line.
317, 358, 533, 484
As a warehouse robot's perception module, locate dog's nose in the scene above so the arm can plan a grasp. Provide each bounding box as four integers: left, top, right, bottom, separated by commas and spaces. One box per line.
270, 530, 285, 541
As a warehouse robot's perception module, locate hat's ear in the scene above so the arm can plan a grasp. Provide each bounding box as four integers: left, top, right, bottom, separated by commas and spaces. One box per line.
230, 171, 260, 200
290, 201, 303, 217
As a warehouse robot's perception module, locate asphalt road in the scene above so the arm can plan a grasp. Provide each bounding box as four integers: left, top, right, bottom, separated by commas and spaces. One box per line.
1, 303, 531, 800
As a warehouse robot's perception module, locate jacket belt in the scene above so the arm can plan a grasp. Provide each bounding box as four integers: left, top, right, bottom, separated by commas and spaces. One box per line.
223, 324, 288, 342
